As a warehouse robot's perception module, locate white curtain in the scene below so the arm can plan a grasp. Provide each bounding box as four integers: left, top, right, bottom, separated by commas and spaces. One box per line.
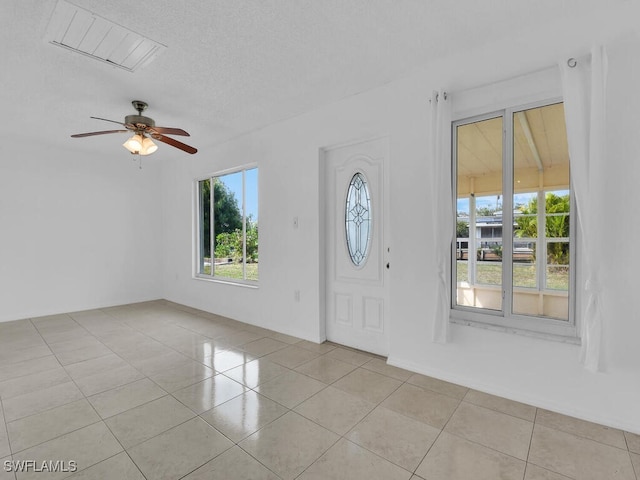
559, 46, 608, 372
430, 90, 453, 343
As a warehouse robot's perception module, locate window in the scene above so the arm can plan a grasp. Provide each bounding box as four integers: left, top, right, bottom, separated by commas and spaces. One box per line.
196, 166, 258, 282
345, 172, 372, 266
452, 101, 575, 337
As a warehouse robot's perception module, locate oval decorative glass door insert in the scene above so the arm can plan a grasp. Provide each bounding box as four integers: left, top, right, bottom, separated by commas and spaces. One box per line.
345, 172, 372, 266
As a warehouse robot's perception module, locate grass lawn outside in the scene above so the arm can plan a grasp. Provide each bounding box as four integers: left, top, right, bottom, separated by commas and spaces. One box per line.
457, 261, 568, 291
215, 262, 259, 281
202, 262, 259, 281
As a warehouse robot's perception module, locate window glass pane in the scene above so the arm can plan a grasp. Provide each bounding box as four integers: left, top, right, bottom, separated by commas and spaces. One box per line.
545, 190, 570, 239
476, 255, 502, 286
514, 192, 538, 238
213, 171, 243, 280
546, 240, 570, 290
455, 116, 503, 312
512, 103, 570, 320
476, 194, 503, 287
456, 198, 470, 284
345, 172, 371, 266
198, 179, 211, 275
513, 191, 537, 290
245, 168, 259, 281
546, 266, 570, 289
513, 243, 537, 288
513, 191, 538, 296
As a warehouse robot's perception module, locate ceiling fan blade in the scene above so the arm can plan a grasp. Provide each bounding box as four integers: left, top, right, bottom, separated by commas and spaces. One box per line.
90, 116, 128, 127
71, 130, 128, 138
147, 126, 190, 136
154, 134, 198, 154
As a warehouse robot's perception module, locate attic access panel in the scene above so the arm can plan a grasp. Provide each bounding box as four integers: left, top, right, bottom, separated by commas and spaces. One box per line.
44, 0, 166, 72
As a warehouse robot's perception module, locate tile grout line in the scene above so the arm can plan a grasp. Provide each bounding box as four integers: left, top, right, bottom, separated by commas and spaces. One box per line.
0, 355, 60, 385
0, 398, 16, 480
521, 408, 540, 480
234, 441, 287, 480
410, 391, 466, 476
532, 417, 632, 452
0, 395, 14, 462
630, 451, 640, 480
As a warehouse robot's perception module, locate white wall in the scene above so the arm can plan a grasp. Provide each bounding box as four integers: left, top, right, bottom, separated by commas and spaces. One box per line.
161, 4, 640, 433
0, 143, 163, 321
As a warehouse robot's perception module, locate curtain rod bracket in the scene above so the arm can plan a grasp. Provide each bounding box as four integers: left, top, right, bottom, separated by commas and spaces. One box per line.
434, 92, 448, 102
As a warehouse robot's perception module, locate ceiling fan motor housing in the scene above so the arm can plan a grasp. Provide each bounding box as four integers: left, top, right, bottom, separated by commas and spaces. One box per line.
125, 115, 155, 128
127, 101, 154, 129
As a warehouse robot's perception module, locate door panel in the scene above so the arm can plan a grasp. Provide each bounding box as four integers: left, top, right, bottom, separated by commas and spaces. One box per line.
324, 137, 389, 356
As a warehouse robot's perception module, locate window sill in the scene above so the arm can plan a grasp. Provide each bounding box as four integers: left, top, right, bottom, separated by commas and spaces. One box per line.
193, 274, 259, 289
450, 310, 579, 344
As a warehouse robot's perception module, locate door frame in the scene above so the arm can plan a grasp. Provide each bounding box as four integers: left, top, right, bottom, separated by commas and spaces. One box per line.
319, 135, 391, 353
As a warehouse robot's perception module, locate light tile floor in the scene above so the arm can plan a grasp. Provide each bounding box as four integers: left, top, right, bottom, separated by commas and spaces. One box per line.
0, 300, 638, 480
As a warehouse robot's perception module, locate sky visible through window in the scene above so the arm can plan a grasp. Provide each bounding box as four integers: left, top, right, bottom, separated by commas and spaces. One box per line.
218, 168, 259, 221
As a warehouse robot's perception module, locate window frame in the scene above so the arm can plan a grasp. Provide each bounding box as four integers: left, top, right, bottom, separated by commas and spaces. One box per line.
450, 98, 577, 340
194, 163, 258, 286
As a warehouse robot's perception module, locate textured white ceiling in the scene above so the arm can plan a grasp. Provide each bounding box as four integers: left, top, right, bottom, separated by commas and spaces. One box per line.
0, 0, 633, 159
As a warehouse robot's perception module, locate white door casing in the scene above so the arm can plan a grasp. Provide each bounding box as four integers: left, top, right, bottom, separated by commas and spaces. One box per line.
323, 137, 389, 356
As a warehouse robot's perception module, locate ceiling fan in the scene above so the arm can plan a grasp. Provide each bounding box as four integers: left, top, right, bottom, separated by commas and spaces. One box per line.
71, 100, 197, 155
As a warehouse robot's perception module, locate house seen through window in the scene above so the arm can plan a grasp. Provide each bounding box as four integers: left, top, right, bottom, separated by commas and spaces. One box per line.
197, 167, 258, 282
453, 102, 574, 335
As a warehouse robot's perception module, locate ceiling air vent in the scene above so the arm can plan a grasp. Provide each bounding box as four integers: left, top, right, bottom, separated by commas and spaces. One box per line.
44, 0, 166, 72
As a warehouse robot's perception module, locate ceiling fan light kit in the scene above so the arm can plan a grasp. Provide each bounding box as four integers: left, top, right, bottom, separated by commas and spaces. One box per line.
122, 134, 157, 155
141, 137, 158, 155
71, 101, 197, 156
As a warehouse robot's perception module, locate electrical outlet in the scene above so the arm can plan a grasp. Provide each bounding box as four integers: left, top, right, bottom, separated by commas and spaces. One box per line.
294, 290, 300, 302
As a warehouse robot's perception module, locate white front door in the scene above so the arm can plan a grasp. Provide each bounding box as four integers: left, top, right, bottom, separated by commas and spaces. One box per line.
324, 137, 389, 356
